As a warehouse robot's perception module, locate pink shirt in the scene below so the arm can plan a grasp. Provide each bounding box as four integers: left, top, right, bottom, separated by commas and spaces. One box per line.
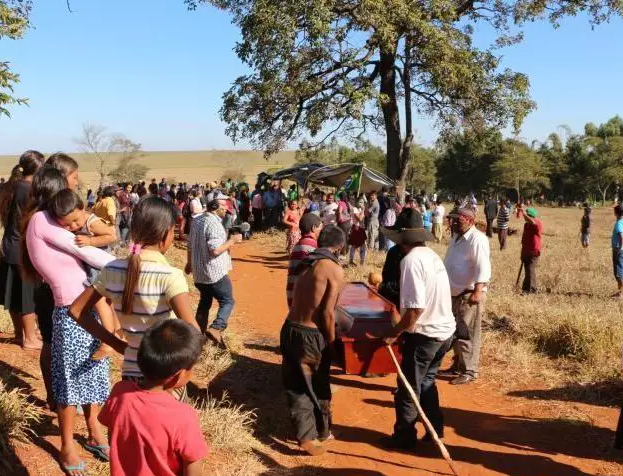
99, 381, 209, 476
26, 211, 115, 306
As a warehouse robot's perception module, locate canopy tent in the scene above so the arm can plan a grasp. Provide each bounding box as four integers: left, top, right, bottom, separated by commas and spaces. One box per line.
305, 163, 395, 194
271, 163, 325, 187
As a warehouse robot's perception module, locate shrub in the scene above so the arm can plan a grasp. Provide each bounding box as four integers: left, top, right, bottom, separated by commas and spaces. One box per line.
220, 168, 245, 185
0, 380, 43, 467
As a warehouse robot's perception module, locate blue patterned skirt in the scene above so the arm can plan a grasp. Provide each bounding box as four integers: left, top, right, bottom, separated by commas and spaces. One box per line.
51, 306, 110, 406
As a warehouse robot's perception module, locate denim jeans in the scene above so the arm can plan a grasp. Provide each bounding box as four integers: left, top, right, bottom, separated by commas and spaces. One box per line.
393, 332, 454, 444
194, 276, 235, 332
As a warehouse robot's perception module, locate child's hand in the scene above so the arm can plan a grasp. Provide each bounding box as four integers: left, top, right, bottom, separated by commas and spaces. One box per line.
75, 235, 91, 247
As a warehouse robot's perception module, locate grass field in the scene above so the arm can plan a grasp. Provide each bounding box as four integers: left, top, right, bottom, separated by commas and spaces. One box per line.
0, 150, 297, 189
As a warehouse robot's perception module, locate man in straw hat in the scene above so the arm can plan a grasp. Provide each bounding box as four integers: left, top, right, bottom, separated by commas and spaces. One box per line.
381, 208, 456, 450
443, 206, 491, 385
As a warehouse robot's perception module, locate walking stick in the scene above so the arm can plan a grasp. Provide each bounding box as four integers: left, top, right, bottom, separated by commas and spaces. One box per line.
386, 345, 461, 476
514, 262, 524, 290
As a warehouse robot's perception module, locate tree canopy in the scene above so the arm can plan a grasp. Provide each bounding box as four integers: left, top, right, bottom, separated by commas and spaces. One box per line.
0, 0, 32, 116
435, 116, 623, 204
187, 0, 622, 189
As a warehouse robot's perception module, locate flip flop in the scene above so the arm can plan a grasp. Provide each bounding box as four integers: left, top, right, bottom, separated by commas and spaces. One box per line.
83, 443, 110, 461
61, 460, 87, 476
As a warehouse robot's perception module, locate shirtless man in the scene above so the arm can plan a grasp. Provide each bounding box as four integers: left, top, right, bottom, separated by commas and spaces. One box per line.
280, 225, 345, 456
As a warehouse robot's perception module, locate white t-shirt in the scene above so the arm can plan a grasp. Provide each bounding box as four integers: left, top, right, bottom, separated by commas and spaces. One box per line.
400, 246, 456, 340
432, 204, 445, 224
322, 202, 338, 225
190, 198, 204, 217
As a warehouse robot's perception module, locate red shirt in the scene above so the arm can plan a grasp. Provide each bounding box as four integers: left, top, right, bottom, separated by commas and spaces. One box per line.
521, 218, 543, 258
99, 381, 209, 476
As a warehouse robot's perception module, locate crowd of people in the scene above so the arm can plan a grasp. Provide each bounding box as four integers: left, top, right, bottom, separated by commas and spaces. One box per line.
0, 152, 251, 476
2, 150, 623, 474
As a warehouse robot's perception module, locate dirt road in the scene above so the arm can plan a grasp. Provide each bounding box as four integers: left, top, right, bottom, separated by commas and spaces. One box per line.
2, 238, 622, 476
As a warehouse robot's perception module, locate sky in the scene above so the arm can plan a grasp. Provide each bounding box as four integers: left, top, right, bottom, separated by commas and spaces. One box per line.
0, 1, 622, 155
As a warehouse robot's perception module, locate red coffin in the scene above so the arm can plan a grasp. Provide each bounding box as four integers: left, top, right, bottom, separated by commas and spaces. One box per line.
335, 282, 402, 375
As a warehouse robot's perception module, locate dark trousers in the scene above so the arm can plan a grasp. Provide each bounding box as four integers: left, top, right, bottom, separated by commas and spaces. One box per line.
498, 228, 508, 250
280, 320, 332, 443
252, 208, 263, 230
616, 404, 623, 449
338, 221, 352, 255
394, 333, 453, 444
485, 218, 495, 237
194, 276, 235, 332
522, 255, 539, 293
265, 207, 280, 228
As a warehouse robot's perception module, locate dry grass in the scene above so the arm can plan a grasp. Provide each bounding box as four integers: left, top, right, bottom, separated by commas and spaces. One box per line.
195, 393, 265, 476
0, 379, 43, 467
193, 345, 235, 385
0, 150, 295, 190
0, 308, 13, 334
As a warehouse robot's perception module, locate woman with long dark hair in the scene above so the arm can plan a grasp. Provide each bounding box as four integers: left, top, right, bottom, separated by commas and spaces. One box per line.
22, 166, 115, 475
0, 150, 45, 349
34, 153, 81, 410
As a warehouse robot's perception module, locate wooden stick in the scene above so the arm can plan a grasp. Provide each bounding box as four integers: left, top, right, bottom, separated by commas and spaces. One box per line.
386, 345, 461, 476
514, 262, 524, 289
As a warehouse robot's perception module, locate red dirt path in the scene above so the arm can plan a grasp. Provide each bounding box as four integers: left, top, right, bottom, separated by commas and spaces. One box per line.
2, 238, 623, 476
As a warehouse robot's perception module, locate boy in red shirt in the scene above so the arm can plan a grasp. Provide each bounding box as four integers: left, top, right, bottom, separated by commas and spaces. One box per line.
99, 320, 209, 476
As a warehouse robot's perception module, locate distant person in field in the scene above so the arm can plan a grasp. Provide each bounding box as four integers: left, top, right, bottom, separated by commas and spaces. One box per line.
581, 204, 591, 248
484, 195, 498, 238
348, 197, 367, 266
283, 200, 303, 255
99, 320, 209, 476
280, 225, 345, 456
432, 199, 445, 243
286, 213, 323, 308
520, 207, 543, 294
321, 192, 338, 226
443, 206, 491, 385
381, 209, 456, 450
611, 204, 623, 299
496, 200, 511, 250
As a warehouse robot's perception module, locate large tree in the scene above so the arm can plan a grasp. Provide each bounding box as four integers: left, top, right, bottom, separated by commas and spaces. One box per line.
187, 0, 621, 190
0, 0, 32, 117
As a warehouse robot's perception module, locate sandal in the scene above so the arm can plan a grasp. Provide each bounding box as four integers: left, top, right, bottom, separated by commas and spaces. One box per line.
61, 460, 87, 476
83, 443, 110, 461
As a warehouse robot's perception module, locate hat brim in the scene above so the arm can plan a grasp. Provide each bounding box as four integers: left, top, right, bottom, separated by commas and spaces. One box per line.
381, 227, 435, 244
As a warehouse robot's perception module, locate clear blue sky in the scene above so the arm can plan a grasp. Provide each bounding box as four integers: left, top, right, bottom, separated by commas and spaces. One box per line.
0, 1, 622, 155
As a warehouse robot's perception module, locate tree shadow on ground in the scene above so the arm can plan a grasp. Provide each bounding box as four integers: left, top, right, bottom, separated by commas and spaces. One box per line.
362, 397, 623, 468
507, 380, 623, 407
233, 257, 288, 270
255, 449, 390, 475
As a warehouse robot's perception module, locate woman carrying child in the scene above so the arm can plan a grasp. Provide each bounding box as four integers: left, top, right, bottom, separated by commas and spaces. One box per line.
22, 166, 116, 476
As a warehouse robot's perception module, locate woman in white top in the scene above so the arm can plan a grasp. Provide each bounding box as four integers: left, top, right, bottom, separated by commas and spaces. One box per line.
189, 190, 204, 218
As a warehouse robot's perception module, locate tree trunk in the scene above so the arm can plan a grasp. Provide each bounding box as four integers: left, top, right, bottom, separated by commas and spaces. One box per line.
398, 38, 413, 200
379, 44, 402, 183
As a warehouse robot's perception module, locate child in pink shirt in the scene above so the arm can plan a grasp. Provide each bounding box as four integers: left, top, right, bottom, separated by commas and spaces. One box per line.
99, 319, 209, 476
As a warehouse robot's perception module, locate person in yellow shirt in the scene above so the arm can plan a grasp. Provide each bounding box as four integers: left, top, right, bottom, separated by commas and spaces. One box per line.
93, 186, 117, 225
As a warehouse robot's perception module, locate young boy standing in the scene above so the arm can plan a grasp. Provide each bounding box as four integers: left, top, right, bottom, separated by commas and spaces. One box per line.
99, 320, 209, 476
